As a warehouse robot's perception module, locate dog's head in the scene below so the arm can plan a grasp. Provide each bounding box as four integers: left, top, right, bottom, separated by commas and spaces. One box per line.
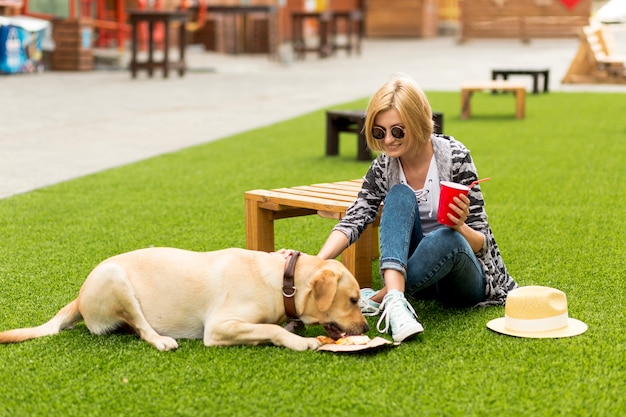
297, 258, 369, 339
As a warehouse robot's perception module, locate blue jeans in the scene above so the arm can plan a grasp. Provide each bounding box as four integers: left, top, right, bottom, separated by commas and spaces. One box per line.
379, 184, 486, 307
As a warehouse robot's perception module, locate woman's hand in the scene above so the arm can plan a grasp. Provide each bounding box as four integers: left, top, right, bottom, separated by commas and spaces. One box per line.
271, 248, 297, 259
447, 194, 470, 229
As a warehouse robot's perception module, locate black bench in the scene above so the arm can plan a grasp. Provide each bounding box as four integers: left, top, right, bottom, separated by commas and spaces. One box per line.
491, 69, 550, 94
326, 110, 443, 161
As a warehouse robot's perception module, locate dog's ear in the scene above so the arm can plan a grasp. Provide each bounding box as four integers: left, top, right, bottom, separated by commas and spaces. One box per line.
310, 269, 339, 313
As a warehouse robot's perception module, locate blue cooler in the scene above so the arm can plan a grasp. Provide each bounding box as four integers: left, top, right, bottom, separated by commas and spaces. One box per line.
0, 16, 50, 74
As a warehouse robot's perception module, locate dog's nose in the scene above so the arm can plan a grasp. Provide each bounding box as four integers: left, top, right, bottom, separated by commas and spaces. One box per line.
363, 323, 370, 333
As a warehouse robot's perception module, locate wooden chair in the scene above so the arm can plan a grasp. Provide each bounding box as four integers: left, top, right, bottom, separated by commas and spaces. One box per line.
562, 24, 626, 84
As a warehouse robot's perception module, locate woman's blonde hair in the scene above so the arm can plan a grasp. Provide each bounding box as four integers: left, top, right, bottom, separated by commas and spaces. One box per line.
364, 73, 433, 154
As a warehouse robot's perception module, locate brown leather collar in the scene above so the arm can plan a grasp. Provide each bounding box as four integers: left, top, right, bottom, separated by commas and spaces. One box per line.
283, 251, 305, 334
283, 251, 300, 319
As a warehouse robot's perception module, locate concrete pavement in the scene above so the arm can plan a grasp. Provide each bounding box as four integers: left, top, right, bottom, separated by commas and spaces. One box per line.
2, 31, 625, 199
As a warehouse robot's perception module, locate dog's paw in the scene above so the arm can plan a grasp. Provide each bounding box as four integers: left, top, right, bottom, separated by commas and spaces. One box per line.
290, 337, 322, 351
150, 336, 179, 351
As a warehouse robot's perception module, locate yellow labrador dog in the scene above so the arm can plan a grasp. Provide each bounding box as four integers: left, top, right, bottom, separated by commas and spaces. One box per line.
0, 248, 368, 351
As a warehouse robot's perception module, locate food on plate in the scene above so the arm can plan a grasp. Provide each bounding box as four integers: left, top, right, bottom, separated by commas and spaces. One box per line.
316, 335, 372, 345
316, 335, 393, 353
335, 335, 371, 345
316, 335, 337, 345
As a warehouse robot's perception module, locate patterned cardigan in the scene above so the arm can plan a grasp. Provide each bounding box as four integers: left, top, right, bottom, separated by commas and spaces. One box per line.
333, 134, 517, 305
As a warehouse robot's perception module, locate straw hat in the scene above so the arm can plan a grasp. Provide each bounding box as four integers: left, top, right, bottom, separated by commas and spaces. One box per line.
487, 286, 587, 338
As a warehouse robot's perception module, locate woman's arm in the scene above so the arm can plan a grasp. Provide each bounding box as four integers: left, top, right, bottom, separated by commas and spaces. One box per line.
317, 230, 350, 260
447, 139, 489, 254
330, 158, 388, 247
448, 194, 486, 254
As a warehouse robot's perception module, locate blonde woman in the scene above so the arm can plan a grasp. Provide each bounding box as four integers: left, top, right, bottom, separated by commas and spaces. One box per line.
318, 74, 517, 342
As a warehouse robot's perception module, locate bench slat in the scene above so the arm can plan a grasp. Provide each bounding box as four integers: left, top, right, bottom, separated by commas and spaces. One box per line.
461, 81, 526, 91
246, 189, 353, 211
288, 185, 361, 198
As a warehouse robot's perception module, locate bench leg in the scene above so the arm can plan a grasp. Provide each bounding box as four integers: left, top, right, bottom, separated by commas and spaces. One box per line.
356, 118, 370, 161
245, 199, 275, 252
460, 90, 472, 120
531, 74, 539, 94
432, 112, 444, 134
491, 72, 499, 94
326, 114, 339, 156
515, 89, 526, 119
372, 223, 379, 260
341, 225, 373, 288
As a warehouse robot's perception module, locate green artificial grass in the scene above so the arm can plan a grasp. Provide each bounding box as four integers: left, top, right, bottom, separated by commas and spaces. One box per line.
0, 92, 624, 416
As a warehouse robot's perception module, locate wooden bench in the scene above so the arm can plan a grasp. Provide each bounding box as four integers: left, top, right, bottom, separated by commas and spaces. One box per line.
491, 69, 550, 94
326, 110, 444, 161
460, 81, 526, 119
245, 179, 379, 288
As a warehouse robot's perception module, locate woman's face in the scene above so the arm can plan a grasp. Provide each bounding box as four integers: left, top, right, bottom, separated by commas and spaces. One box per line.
373, 108, 409, 158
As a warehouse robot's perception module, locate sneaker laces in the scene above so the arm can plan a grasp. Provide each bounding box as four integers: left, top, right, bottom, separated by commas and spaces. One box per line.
358, 298, 380, 316
358, 288, 380, 316
377, 293, 419, 334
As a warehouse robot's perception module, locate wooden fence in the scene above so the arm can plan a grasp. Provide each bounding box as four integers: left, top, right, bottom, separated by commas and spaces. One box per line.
458, 0, 592, 42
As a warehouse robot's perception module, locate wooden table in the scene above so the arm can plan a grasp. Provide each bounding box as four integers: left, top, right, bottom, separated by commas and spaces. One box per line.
330, 10, 363, 56
204, 5, 279, 56
291, 11, 333, 59
128, 10, 189, 79
245, 179, 379, 288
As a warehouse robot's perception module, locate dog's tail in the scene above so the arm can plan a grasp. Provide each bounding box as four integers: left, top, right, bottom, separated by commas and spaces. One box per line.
0, 299, 82, 344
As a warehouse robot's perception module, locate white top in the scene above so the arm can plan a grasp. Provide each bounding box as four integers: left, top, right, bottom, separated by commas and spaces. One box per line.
399, 155, 443, 235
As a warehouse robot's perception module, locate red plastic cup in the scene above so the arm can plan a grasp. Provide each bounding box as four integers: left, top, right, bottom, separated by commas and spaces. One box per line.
437, 181, 470, 226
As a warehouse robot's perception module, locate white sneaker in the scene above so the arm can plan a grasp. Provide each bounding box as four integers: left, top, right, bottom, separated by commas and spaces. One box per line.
377, 290, 424, 343
358, 288, 381, 316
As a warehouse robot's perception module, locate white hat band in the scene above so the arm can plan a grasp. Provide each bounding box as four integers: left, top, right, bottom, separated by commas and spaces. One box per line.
505, 312, 569, 333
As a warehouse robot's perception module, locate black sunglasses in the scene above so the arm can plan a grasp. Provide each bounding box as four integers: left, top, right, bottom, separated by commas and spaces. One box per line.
372, 125, 405, 140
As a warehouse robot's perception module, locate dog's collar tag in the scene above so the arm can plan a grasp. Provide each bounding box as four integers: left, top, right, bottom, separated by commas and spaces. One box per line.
282, 251, 301, 320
